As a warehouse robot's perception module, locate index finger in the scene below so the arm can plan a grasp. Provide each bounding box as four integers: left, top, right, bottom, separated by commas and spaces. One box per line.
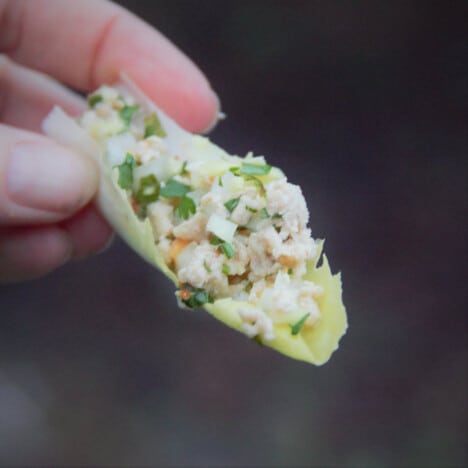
0, 0, 219, 132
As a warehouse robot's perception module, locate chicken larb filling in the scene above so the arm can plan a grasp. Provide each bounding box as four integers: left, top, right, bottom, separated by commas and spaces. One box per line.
79, 86, 324, 341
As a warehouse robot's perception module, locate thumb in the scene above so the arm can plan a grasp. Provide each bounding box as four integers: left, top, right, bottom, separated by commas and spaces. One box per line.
0, 124, 98, 225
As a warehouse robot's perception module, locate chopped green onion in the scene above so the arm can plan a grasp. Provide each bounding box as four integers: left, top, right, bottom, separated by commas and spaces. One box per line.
160, 178, 190, 198
87, 94, 103, 108
272, 213, 282, 219
244, 281, 253, 293
289, 313, 310, 336
288, 268, 293, 275
119, 104, 139, 127
219, 242, 235, 259
229, 167, 266, 195
218, 176, 223, 187
176, 195, 196, 220
224, 197, 240, 213
135, 174, 160, 206
210, 235, 223, 246
144, 112, 166, 138
116, 154, 136, 189
222, 263, 231, 275
244, 175, 266, 196
180, 286, 213, 309
239, 163, 272, 176
246, 206, 258, 213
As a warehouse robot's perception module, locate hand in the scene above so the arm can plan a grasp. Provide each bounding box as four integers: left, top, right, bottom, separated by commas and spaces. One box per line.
0, 0, 219, 282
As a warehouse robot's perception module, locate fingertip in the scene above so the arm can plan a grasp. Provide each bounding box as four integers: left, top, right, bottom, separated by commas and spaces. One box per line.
1, 130, 99, 225
93, 12, 220, 133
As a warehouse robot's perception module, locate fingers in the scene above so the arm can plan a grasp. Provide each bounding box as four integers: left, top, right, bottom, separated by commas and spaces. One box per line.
0, 124, 98, 225
0, 0, 219, 132
0, 225, 72, 282
62, 204, 114, 260
0, 204, 114, 283
0, 54, 85, 132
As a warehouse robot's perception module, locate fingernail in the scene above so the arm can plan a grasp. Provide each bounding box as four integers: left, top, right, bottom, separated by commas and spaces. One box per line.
7, 141, 97, 214
201, 90, 223, 134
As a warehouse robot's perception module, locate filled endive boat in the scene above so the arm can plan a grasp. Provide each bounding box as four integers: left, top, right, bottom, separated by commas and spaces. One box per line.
43, 77, 347, 365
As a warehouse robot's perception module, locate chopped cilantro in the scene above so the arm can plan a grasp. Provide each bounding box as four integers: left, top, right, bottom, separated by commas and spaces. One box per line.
116, 154, 136, 189
144, 112, 166, 138
222, 263, 231, 275
224, 197, 240, 213
160, 178, 190, 198
289, 313, 310, 336
260, 208, 270, 219
87, 94, 103, 108
176, 195, 196, 220
180, 286, 213, 309
219, 242, 235, 259
135, 174, 160, 206
119, 104, 139, 127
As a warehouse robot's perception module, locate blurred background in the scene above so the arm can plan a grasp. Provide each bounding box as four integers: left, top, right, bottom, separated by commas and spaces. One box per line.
0, 0, 466, 466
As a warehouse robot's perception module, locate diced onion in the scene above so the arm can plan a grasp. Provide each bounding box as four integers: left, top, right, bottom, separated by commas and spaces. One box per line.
206, 214, 237, 243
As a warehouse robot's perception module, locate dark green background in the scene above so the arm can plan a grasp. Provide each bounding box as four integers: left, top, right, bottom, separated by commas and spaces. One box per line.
1, 1, 466, 466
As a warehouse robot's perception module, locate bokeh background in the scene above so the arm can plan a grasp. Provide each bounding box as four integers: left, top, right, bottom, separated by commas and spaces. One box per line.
1, 1, 466, 466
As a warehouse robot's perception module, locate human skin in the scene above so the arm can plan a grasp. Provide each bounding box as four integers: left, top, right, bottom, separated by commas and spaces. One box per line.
0, 0, 219, 282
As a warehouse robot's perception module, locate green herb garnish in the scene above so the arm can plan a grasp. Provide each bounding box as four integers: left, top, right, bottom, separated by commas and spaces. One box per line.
144, 112, 166, 138
224, 197, 241, 213
210, 235, 223, 245
244, 281, 253, 293
245, 175, 266, 196
176, 195, 196, 220
203, 261, 212, 273
160, 178, 190, 198
288, 268, 293, 275
289, 313, 310, 336
179, 286, 213, 309
180, 161, 188, 175
229, 167, 266, 195
87, 94, 103, 108
119, 104, 139, 127
260, 208, 270, 219
222, 263, 231, 275
246, 206, 258, 213
135, 174, 160, 206
219, 242, 235, 259
116, 154, 136, 189
272, 213, 282, 219
230, 163, 271, 176
239, 163, 272, 176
